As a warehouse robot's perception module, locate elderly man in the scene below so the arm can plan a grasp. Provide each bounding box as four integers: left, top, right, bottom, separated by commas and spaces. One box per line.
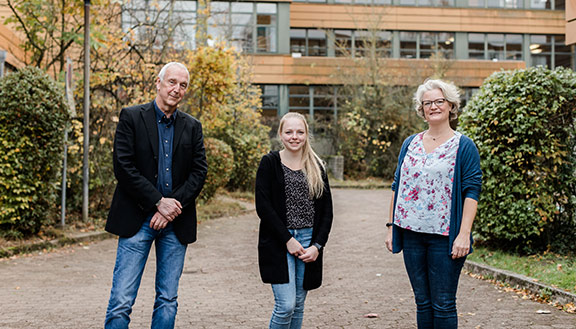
105, 62, 207, 329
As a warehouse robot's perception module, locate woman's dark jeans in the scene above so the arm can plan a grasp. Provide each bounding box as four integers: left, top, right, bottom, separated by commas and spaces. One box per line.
401, 228, 466, 329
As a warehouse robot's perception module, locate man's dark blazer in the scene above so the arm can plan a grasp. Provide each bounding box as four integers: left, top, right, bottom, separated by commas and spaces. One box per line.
105, 102, 208, 244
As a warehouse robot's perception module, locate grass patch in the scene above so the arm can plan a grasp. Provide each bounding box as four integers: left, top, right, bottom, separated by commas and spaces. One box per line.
468, 246, 576, 294
197, 196, 248, 222
330, 177, 391, 189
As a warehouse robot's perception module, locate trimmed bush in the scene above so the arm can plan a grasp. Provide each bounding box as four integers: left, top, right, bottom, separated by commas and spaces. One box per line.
200, 137, 234, 202
460, 66, 576, 253
0, 67, 70, 236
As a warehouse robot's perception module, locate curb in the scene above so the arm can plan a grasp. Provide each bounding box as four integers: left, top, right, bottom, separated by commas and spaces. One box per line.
464, 260, 576, 305
0, 231, 114, 259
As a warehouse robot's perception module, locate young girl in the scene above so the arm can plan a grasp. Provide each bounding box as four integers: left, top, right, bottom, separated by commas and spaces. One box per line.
255, 112, 334, 329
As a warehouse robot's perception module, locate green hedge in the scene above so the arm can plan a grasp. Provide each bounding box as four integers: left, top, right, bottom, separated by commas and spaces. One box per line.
0, 67, 70, 237
200, 137, 234, 202
460, 66, 576, 253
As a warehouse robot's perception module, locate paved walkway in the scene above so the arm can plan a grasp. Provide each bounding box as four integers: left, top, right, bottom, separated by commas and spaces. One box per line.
0, 189, 574, 328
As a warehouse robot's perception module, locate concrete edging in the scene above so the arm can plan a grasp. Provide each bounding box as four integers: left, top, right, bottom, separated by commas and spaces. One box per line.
464, 260, 576, 305
0, 231, 113, 258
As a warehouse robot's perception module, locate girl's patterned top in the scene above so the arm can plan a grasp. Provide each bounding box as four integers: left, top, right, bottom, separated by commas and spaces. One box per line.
282, 163, 315, 229
393, 131, 462, 235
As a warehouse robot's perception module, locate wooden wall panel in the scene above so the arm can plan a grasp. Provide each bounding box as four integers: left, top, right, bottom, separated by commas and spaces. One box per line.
0, 24, 26, 68
290, 3, 565, 34
249, 55, 525, 87
568, 0, 576, 45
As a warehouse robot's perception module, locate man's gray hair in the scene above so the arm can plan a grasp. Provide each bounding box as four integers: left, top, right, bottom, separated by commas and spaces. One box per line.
158, 62, 190, 85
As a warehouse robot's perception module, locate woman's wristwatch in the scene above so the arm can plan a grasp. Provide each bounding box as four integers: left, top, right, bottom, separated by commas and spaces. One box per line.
313, 242, 323, 251
386, 222, 394, 227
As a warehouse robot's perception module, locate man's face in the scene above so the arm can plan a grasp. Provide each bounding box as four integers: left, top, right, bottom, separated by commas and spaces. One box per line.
155, 65, 189, 114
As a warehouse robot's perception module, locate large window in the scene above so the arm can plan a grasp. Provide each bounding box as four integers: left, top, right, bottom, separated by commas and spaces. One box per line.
259, 85, 280, 117
530, 35, 575, 69
122, 0, 197, 48
469, 0, 524, 8
398, 0, 455, 5
208, 2, 277, 53
335, 30, 392, 58
334, 0, 392, 4
288, 85, 338, 136
400, 32, 454, 59
468, 33, 523, 61
290, 29, 327, 56
530, 0, 564, 9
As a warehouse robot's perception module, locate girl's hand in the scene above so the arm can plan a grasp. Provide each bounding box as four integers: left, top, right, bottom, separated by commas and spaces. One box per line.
299, 246, 319, 263
286, 237, 305, 256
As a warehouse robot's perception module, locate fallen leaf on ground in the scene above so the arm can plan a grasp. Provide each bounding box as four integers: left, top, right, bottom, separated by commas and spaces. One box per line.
536, 309, 551, 314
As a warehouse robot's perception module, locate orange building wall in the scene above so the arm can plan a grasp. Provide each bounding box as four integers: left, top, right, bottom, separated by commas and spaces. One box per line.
249, 55, 525, 87
290, 3, 565, 34
567, 0, 576, 45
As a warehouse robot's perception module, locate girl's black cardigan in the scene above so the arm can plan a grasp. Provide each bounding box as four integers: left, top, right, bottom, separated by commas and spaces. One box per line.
255, 151, 333, 290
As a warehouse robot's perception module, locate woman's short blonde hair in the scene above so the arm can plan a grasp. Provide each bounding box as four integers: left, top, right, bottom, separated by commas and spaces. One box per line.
413, 79, 461, 122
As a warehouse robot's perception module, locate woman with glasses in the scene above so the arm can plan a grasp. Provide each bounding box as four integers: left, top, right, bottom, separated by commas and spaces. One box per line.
385, 79, 482, 329
255, 112, 333, 329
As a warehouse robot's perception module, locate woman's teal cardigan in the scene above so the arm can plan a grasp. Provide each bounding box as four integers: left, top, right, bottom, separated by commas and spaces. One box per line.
390, 133, 483, 255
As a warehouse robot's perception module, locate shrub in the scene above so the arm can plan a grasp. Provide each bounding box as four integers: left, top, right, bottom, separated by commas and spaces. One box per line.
460, 66, 576, 253
200, 137, 234, 202
185, 45, 270, 191
0, 67, 70, 236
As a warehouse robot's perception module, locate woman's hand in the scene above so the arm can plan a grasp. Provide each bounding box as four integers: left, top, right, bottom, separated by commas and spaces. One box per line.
451, 233, 470, 259
286, 237, 305, 256
299, 245, 320, 263
385, 226, 393, 252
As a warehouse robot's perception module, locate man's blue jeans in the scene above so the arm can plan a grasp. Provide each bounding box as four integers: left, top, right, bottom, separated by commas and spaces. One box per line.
105, 218, 187, 329
270, 227, 313, 329
401, 228, 466, 329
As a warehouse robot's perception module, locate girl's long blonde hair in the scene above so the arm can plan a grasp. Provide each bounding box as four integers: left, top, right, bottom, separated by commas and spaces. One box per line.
278, 112, 326, 199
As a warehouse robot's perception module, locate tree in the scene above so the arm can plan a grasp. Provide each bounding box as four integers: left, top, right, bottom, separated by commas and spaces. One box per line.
332, 27, 425, 179
4, 0, 85, 76
460, 66, 576, 253
185, 45, 270, 191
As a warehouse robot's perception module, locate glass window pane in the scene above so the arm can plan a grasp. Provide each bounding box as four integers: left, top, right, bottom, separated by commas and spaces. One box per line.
231, 14, 252, 25
554, 35, 574, 69
530, 0, 550, 8
468, 0, 485, 7
505, 34, 523, 60
257, 3, 277, 14
555, 0, 565, 9
375, 31, 392, 57
530, 35, 552, 67
290, 29, 307, 54
437, 32, 455, 59
335, 30, 353, 57
211, 2, 229, 13
469, 33, 485, 59
308, 30, 327, 56
257, 26, 276, 52
419, 33, 435, 59
487, 34, 505, 60
400, 32, 418, 59
231, 2, 253, 12
399, 0, 417, 5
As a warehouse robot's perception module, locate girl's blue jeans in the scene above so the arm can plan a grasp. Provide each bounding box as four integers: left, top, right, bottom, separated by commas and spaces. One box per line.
269, 227, 313, 329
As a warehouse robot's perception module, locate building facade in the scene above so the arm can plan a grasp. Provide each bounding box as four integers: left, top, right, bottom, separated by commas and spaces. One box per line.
2, 0, 574, 116
121, 0, 576, 121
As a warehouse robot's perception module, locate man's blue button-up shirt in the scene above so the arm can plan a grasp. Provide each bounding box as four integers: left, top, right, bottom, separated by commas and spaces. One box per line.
153, 100, 176, 197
